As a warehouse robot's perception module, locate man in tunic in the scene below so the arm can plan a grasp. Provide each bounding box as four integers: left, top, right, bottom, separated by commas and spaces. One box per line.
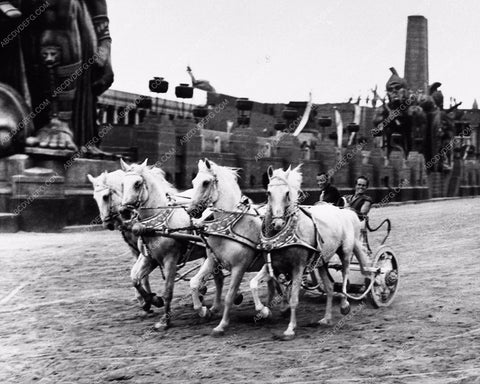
344, 176, 372, 221
316, 172, 341, 206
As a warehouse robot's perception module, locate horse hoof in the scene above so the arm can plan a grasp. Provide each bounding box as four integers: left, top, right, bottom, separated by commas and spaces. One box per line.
211, 328, 225, 337
340, 304, 351, 316
142, 303, 153, 313
272, 332, 295, 341
199, 306, 212, 321
151, 296, 164, 308
209, 306, 220, 315
199, 286, 207, 295
153, 320, 171, 331
234, 293, 244, 306
318, 318, 332, 326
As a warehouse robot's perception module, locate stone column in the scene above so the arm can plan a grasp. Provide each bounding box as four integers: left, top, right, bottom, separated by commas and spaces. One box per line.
113, 107, 119, 124
404, 15, 429, 93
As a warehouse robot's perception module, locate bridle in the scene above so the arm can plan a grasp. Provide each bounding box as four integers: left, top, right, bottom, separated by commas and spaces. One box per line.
122, 172, 149, 210
267, 176, 296, 222
94, 184, 123, 223
193, 171, 219, 212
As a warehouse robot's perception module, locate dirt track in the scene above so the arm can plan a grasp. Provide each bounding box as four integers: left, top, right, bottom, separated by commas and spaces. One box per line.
1, 197, 479, 384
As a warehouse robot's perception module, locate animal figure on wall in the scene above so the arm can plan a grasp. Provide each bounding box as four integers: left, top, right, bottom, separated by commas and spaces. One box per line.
187, 66, 216, 93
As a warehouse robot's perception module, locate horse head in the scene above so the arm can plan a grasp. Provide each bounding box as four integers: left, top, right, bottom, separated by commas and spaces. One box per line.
266, 164, 303, 232
87, 170, 124, 230
187, 159, 219, 218
187, 158, 240, 218
119, 158, 176, 220
119, 158, 150, 220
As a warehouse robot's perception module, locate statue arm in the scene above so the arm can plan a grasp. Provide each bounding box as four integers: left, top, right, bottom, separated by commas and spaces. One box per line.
85, 0, 113, 95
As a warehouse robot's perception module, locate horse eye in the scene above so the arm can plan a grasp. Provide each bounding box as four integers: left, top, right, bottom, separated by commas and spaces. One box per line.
134, 181, 142, 189
102, 195, 109, 201
285, 191, 289, 198
266, 191, 271, 197
203, 180, 210, 188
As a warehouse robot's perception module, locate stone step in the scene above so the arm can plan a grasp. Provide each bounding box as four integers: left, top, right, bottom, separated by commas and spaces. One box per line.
0, 213, 18, 233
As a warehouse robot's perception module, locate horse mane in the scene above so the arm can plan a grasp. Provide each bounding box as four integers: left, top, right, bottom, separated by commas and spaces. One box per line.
271, 164, 303, 205
131, 163, 178, 196
103, 169, 124, 190
198, 159, 242, 199
198, 160, 240, 186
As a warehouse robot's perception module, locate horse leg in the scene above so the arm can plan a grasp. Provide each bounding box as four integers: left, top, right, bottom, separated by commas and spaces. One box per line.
210, 266, 224, 314
317, 265, 333, 325
131, 254, 163, 312
154, 256, 177, 330
212, 266, 245, 336
353, 238, 371, 276
338, 248, 351, 315
190, 256, 215, 318
139, 257, 157, 308
282, 264, 303, 340
249, 265, 272, 320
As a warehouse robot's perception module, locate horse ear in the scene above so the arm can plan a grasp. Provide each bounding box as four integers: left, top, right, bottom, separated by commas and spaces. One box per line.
267, 165, 274, 179
87, 174, 95, 184
120, 158, 129, 171
205, 158, 211, 170
139, 158, 148, 172
285, 165, 291, 177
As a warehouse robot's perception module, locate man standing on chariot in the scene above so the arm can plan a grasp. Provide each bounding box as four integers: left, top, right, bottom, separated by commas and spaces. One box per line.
343, 176, 372, 251
343, 176, 372, 220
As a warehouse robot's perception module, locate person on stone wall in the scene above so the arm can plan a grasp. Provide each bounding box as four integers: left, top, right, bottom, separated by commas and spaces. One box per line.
0, 0, 113, 156
315, 172, 341, 206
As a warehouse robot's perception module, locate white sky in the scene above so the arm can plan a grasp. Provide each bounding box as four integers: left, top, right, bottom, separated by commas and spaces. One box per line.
108, 0, 480, 107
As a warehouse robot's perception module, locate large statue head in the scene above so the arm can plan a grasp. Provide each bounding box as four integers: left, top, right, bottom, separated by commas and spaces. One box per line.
40, 45, 62, 68
386, 67, 408, 108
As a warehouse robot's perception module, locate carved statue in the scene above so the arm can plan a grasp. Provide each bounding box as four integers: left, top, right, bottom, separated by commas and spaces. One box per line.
186, 66, 216, 93
0, 0, 113, 157
372, 68, 459, 171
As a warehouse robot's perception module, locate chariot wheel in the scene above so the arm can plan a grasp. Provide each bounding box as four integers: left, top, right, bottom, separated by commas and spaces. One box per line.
368, 245, 399, 308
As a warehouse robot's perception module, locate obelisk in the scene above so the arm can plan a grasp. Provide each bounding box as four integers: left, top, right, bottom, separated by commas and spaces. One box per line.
404, 16, 429, 93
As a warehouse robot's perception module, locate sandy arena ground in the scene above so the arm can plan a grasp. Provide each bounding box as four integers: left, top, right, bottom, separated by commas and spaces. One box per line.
0, 197, 479, 384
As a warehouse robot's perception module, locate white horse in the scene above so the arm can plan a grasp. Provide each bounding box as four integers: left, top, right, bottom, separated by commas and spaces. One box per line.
87, 170, 157, 312
119, 159, 216, 330
186, 159, 275, 336
250, 165, 370, 340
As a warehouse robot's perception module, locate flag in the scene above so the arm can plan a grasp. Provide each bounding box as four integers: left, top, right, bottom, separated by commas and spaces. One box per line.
334, 109, 343, 148
353, 104, 361, 125
293, 92, 312, 137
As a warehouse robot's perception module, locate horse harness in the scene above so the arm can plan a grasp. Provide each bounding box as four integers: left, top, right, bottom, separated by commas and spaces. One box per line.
134, 195, 197, 280
199, 196, 258, 249
259, 205, 325, 278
